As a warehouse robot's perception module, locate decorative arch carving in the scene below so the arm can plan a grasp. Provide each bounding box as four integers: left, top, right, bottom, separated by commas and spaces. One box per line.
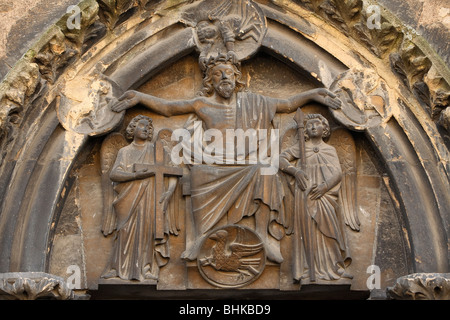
0, 0, 448, 295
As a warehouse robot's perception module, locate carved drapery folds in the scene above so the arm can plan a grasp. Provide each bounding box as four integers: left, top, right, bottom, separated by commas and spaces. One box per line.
0, 0, 448, 299
0, 273, 73, 300
100, 118, 182, 282
0, 0, 448, 166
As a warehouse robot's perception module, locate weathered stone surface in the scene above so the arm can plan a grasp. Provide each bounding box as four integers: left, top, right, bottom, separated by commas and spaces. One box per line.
378, 0, 450, 66
0, 0, 448, 300
0, 0, 80, 80
387, 273, 450, 300
0, 272, 73, 300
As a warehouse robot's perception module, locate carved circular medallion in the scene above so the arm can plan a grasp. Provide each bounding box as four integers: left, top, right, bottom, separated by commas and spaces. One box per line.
197, 225, 266, 288
188, 0, 267, 62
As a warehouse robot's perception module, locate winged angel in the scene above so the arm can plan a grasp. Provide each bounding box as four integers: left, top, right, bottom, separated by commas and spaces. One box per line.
99, 115, 182, 281
279, 112, 360, 282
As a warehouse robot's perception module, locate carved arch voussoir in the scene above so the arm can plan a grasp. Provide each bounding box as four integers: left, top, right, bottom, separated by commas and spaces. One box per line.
1, 0, 449, 156
270, 0, 449, 132
0, 0, 448, 279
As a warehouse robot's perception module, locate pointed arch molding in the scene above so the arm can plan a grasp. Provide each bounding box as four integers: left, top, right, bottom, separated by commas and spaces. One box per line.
0, 0, 448, 275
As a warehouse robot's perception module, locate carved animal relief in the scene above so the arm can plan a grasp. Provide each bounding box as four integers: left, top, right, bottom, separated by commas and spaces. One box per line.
2, 0, 448, 300
75, 0, 394, 291
96, 9, 364, 287
198, 226, 266, 288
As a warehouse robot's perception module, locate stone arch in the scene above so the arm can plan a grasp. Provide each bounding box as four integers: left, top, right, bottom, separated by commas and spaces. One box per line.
0, 0, 448, 294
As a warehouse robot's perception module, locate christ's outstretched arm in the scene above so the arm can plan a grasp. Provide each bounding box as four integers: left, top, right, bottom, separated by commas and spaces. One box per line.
270, 88, 342, 114
111, 90, 199, 117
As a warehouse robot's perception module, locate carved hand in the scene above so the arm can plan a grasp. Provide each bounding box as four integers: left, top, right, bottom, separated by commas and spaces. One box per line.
134, 168, 154, 180
111, 90, 141, 112
227, 50, 239, 65
311, 88, 342, 110
294, 169, 309, 191
309, 182, 327, 200
159, 187, 175, 213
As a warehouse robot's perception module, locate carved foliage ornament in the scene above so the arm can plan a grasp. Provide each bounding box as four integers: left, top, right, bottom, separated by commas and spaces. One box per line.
390, 39, 450, 129
275, 0, 449, 130
284, 0, 402, 58
183, 0, 268, 66
0, 63, 42, 166
0, 273, 73, 300
387, 273, 450, 300
0, 0, 448, 296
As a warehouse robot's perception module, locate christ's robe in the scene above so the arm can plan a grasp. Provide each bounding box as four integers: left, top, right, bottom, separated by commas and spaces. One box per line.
182, 92, 287, 259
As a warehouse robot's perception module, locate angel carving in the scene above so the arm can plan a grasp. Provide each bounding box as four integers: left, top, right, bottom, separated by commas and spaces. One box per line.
99, 115, 183, 281
279, 112, 358, 282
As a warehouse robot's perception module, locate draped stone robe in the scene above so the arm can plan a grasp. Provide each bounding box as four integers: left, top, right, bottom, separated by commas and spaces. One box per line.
182, 92, 286, 260
104, 141, 170, 281
281, 140, 351, 281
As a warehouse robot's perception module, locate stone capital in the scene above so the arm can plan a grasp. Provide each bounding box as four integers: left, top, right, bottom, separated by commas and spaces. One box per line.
387, 273, 450, 300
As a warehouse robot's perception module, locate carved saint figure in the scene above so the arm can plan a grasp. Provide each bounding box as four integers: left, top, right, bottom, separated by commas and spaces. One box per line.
279, 114, 352, 282
111, 53, 342, 265
197, 225, 266, 288
101, 115, 179, 281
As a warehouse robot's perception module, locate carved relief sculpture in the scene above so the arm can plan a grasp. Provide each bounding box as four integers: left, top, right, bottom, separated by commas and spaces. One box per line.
197, 225, 266, 288
111, 51, 342, 286
100, 115, 182, 281
280, 113, 354, 282
0, 0, 448, 300
184, 0, 267, 66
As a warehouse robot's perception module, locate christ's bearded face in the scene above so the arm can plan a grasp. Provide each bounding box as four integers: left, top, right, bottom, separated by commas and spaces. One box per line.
211, 64, 236, 99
